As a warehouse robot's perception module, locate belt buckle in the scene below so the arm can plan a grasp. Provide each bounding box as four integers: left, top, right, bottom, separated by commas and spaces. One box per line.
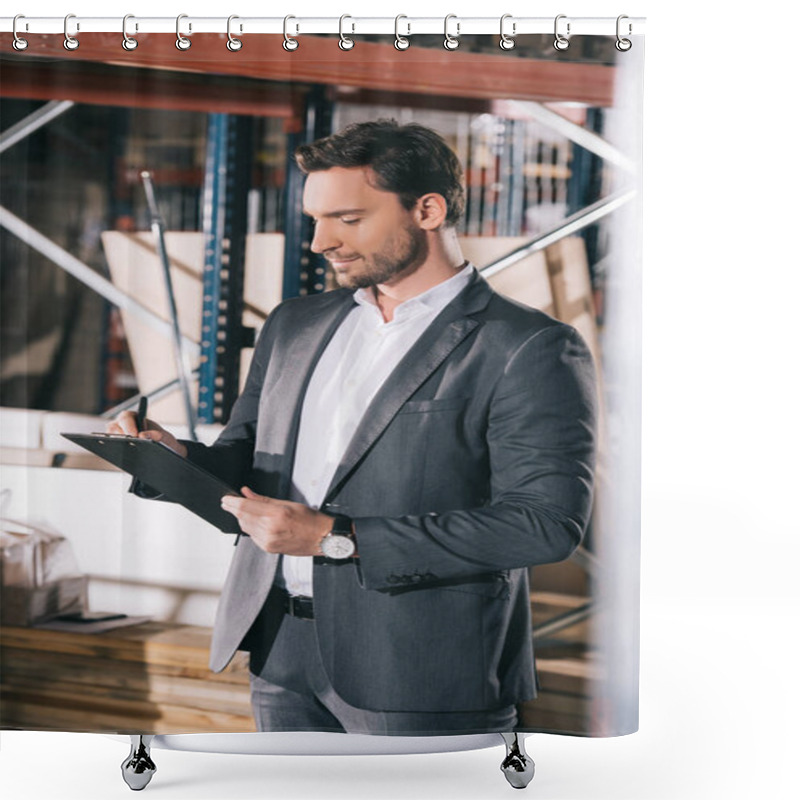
287, 594, 298, 616
287, 594, 311, 619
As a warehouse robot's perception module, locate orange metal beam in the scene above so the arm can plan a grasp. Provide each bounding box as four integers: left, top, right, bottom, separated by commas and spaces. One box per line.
0, 61, 302, 118
0, 33, 616, 107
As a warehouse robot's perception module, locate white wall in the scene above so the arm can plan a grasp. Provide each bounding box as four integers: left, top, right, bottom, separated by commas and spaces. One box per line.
1, 412, 233, 626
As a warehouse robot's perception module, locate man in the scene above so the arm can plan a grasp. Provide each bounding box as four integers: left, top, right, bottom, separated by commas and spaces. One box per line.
111, 120, 597, 736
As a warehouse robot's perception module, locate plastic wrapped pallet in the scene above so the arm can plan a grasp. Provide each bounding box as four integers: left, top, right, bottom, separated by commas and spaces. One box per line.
0, 517, 87, 626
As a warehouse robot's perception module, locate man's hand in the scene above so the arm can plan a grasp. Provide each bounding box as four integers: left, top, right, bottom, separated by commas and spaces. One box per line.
106, 411, 188, 458
221, 487, 333, 556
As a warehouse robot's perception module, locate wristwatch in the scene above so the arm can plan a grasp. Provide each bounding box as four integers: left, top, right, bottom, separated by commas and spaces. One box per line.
319, 514, 357, 559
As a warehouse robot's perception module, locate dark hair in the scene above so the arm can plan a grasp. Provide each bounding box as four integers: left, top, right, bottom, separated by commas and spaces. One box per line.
295, 120, 465, 227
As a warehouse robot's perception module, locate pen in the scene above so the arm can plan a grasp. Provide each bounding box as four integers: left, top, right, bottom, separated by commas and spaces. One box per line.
136, 396, 148, 434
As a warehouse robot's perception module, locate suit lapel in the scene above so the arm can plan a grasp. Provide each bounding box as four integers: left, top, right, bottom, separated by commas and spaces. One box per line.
264, 292, 355, 496
322, 271, 492, 503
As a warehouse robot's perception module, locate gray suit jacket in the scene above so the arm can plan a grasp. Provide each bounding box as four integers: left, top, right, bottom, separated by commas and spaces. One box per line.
184, 270, 597, 714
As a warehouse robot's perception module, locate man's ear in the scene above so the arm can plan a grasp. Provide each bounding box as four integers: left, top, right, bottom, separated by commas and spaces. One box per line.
415, 193, 448, 230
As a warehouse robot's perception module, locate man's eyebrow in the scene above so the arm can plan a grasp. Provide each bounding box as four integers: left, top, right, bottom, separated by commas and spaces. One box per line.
302, 208, 367, 218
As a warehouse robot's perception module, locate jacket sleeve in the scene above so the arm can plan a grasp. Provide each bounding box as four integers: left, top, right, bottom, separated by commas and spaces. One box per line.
352, 324, 598, 591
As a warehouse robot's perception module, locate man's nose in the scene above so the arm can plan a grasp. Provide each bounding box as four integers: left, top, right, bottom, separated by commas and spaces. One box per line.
309, 220, 340, 254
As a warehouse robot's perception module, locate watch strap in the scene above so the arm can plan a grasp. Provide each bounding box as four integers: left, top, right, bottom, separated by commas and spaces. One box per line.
331, 514, 354, 537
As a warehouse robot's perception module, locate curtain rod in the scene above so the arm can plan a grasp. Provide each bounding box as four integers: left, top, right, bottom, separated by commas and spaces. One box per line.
1, 16, 646, 38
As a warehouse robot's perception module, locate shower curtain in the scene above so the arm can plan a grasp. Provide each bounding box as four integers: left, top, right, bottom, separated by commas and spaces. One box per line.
0, 16, 643, 744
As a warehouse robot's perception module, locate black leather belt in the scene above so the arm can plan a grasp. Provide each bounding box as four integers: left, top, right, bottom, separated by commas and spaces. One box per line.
275, 587, 314, 620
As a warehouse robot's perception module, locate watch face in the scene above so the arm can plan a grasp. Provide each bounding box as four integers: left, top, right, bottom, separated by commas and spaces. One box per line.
321, 533, 356, 559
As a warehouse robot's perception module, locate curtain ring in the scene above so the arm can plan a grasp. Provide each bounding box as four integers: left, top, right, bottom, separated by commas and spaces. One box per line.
443, 14, 459, 50
122, 14, 138, 51
283, 15, 298, 51
176, 14, 192, 50
226, 15, 243, 51
63, 13, 79, 51
394, 15, 410, 51
339, 15, 354, 51
553, 14, 570, 51
12, 15, 28, 51
615, 15, 632, 51
499, 14, 515, 51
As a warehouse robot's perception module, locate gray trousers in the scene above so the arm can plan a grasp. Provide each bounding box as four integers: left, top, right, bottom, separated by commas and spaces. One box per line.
249, 611, 517, 736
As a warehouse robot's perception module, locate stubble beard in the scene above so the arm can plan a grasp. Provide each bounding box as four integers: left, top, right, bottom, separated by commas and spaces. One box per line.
332, 224, 429, 290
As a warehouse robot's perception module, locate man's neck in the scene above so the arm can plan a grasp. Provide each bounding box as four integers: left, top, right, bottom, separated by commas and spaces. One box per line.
372, 259, 469, 322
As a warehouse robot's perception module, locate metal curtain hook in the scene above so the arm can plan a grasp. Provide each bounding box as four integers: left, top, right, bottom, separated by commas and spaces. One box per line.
176, 14, 192, 50
227, 15, 242, 51
122, 14, 138, 51
443, 14, 460, 50
554, 14, 570, 51
339, 15, 354, 50
63, 13, 79, 51
283, 15, 298, 51
394, 14, 410, 51
616, 15, 632, 51
12, 15, 28, 51
499, 14, 515, 50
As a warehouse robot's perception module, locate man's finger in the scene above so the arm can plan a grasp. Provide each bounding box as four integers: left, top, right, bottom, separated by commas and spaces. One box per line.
221, 496, 276, 516
241, 486, 271, 501
221, 496, 244, 512
108, 410, 138, 435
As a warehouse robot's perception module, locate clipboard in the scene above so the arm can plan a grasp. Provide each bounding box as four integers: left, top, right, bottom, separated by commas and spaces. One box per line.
61, 433, 243, 534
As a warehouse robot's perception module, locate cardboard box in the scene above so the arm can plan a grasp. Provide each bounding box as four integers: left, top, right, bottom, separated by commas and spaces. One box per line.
1, 526, 87, 625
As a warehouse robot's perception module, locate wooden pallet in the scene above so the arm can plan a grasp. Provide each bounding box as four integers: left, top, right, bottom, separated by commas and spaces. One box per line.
0, 623, 255, 733
2, 590, 600, 734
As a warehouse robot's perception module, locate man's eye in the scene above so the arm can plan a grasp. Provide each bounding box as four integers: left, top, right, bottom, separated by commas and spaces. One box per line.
341, 218, 360, 225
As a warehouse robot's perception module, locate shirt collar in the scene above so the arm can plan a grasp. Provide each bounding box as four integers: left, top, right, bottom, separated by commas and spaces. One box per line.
353, 263, 475, 319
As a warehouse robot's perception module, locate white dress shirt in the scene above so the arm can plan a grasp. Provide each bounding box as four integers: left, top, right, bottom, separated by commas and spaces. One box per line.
281, 263, 475, 597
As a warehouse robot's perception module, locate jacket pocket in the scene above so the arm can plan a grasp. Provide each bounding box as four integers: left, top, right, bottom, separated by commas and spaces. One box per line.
398, 396, 471, 414
436, 572, 511, 599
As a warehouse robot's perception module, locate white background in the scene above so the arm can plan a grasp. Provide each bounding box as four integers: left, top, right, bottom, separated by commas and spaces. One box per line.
3, 2, 799, 798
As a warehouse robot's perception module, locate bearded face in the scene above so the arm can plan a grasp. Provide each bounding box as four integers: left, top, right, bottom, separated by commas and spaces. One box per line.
303, 167, 430, 290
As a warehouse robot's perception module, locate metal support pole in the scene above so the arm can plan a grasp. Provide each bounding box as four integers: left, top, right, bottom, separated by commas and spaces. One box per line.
282, 86, 333, 299
0, 100, 75, 155
100, 368, 200, 419
532, 602, 593, 640
509, 119, 526, 236
0, 205, 199, 356
479, 188, 636, 280
197, 113, 253, 425
141, 171, 198, 441
496, 120, 512, 237
566, 107, 606, 272
503, 99, 634, 173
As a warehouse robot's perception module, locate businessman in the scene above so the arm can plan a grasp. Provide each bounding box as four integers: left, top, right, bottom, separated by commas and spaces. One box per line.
111, 120, 597, 736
